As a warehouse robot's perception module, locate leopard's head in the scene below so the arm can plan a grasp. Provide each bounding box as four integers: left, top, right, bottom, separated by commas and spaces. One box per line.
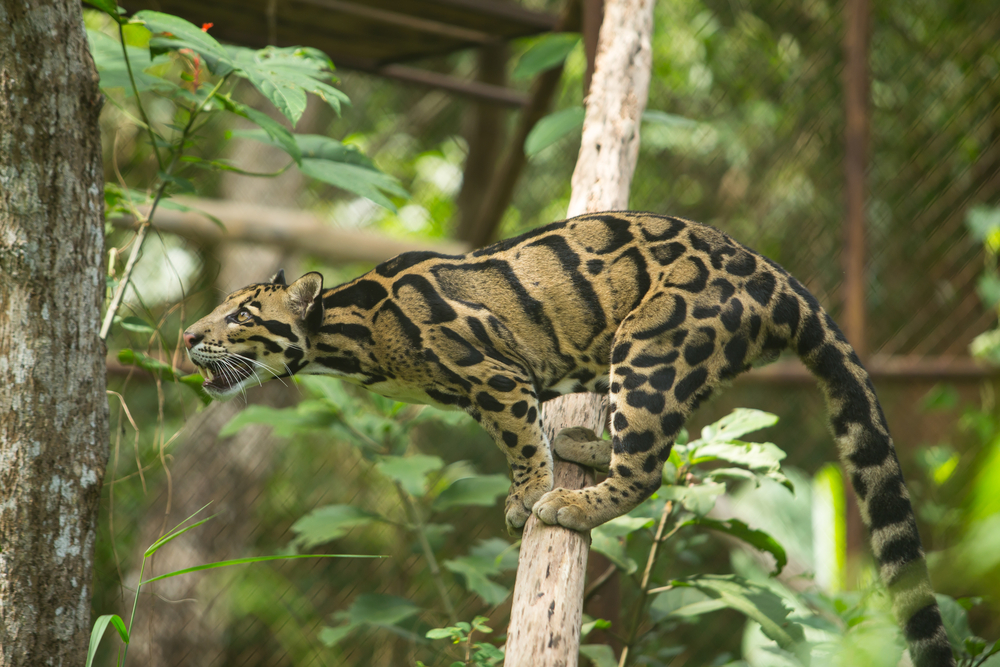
183, 270, 324, 400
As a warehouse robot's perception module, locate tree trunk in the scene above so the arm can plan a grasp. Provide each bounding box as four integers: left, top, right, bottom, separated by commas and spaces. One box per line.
505, 0, 654, 664
0, 2, 109, 665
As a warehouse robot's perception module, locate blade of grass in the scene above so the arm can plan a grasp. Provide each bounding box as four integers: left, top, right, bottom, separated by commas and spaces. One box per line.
140, 553, 383, 585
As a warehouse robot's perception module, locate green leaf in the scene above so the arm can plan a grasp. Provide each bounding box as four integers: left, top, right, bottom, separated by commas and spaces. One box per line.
525, 106, 585, 157
119, 315, 155, 333
579, 643, 618, 667
83, 0, 125, 23
698, 408, 779, 444
87, 29, 176, 95
681, 517, 788, 575
234, 130, 405, 209
936, 594, 972, 651
670, 575, 807, 659
318, 623, 353, 647
444, 556, 511, 606
227, 45, 349, 125
432, 475, 510, 511
85, 614, 129, 667
145, 516, 215, 557
219, 401, 339, 437
135, 11, 236, 76
376, 454, 445, 496
649, 586, 728, 623
290, 504, 383, 550
513, 33, 581, 80
591, 515, 652, 575
337, 593, 421, 627
659, 482, 726, 516
214, 95, 301, 163
426, 628, 457, 640
140, 553, 373, 585
642, 110, 699, 128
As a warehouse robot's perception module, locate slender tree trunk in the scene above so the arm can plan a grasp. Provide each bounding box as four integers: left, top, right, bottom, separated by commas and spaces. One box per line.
505, 0, 654, 664
0, 2, 109, 665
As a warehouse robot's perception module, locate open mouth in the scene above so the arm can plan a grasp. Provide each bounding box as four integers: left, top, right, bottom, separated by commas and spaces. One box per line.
198, 358, 255, 393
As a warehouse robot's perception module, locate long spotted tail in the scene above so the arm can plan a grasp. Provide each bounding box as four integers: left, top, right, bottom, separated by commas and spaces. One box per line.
791, 297, 953, 666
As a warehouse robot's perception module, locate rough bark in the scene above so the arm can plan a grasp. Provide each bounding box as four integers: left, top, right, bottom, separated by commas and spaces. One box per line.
505, 0, 654, 664
0, 2, 109, 665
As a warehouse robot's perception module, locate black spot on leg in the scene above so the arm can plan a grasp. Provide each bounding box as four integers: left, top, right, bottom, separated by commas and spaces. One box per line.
488, 375, 517, 392
720, 299, 744, 332
526, 407, 538, 424
477, 392, 505, 412
613, 430, 656, 454
521, 445, 538, 459
613, 413, 629, 431
511, 401, 528, 418
611, 342, 632, 364
648, 367, 676, 391
675, 368, 708, 403
615, 465, 633, 478
502, 431, 519, 448
626, 390, 666, 414
642, 455, 658, 473
661, 412, 684, 435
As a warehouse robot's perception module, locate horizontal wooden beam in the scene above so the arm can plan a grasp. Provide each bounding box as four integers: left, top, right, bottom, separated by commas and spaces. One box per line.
336, 58, 530, 107
111, 197, 470, 265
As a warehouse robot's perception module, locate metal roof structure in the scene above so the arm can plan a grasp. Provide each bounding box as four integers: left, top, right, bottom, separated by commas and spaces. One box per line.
124, 0, 560, 105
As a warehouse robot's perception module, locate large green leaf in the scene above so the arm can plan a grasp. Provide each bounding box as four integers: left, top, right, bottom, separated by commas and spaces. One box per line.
87, 29, 176, 95
234, 130, 405, 209
376, 454, 445, 496
443, 538, 517, 606
135, 11, 236, 76
321, 593, 424, 646
299, 158, 405, 211
579, 644, 618, 667
671, 575, 807, 659
512, 33, 581, 80
219, 401, 339, 437
214, 96, 302, 163
227, 46, 349, 125
432, 475, 509, 511
290, 504, 384, 550
444, 556, 510, 606
658, 481, 726, 516
649, 586, 728, 623
681, 517, 787, 575
83, 0, 125, 23
525, 106, 585, 157
697, 408, 779, 443
591, 515, 653, 575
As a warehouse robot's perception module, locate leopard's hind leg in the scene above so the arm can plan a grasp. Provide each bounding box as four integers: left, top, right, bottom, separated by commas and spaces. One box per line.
535, 290, 752, 530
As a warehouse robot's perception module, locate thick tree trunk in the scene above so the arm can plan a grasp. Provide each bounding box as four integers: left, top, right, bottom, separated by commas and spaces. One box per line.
505, 1, 654, 664
0, 2, 109, 665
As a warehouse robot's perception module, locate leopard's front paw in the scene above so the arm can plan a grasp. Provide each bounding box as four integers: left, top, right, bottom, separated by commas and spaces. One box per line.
533, 488, 599, 532
504, 477, 553, 534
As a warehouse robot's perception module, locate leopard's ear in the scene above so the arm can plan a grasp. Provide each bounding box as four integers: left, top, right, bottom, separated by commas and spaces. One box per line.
287, 272, 324, 331
270, 269, 287, 286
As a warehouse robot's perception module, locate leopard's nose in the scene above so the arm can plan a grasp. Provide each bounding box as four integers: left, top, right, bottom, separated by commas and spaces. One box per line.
183, 332, 203, 349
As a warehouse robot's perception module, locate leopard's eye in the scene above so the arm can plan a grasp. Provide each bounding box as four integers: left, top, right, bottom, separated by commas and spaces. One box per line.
234, 309, 252, 324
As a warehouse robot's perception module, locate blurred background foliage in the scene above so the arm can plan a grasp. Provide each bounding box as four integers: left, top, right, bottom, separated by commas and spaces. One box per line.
89, 0, 1000, 664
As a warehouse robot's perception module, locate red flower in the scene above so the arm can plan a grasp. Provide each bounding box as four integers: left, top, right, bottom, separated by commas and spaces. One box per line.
201, 22, 213, 32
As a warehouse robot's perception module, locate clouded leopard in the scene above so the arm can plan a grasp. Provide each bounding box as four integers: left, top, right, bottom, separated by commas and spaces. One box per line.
183, 211, 952, 666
